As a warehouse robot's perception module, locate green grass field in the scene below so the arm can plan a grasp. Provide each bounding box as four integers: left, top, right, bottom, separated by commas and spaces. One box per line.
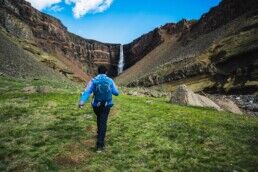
0, 76, 257, 171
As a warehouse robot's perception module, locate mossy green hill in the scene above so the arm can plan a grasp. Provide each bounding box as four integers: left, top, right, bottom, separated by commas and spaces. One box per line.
0, 76, 257, 171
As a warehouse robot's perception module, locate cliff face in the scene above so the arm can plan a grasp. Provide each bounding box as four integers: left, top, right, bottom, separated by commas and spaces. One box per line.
116, 0, 258, 94
123, 28, 163, 70
0, 0, 120, 81
123, 19, 195, 71
190, 0, 258, 35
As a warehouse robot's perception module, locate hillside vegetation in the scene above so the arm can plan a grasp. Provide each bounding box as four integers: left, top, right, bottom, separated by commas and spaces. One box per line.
0, 76, 257, 171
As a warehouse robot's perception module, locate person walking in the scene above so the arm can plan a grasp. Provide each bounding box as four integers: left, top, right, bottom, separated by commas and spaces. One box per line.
79, 65, 119, 152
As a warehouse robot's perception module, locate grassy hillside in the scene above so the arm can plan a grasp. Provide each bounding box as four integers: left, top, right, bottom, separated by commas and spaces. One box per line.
0, 76, 257, 171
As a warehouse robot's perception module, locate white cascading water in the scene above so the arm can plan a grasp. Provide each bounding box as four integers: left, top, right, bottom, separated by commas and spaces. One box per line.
118, 44, 124, 75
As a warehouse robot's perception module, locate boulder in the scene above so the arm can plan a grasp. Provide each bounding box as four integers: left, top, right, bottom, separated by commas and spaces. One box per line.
209, 96, 243, 114
170, 85, 222, 111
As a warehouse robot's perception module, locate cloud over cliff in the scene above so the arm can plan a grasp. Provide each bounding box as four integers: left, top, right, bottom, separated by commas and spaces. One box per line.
26, 0, 113, 18
66, 0, 113, 18
26, 0, 62, 10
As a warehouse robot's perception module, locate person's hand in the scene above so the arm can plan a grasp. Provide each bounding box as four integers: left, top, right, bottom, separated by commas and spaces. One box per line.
78, 104, 84, 109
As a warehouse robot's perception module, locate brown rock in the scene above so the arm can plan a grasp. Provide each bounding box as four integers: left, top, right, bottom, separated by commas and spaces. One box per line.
170, 85, 222, 111
210, 96, 243, 114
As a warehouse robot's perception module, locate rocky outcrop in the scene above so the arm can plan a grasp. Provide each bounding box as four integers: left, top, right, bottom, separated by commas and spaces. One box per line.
170, 85, 243, 114
161, 19, 195, 38
170, 85, 222, 111
208, 95, 243, 114
190, 0, 258, 36
0, 0, 120, 81
123, 19, 196, 70
123, 28, 163, 69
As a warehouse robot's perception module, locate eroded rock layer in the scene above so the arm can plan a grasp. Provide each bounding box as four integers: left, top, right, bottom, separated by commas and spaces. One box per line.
0, 0, 120, 81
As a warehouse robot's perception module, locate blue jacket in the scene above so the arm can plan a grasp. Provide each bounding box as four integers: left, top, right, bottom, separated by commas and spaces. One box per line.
79, 74, 119, 107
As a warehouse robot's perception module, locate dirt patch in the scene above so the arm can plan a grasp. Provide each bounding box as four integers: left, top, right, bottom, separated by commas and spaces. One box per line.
109, 105, 120, 119
83, 139, 95, 147
85, 125, 97, 135
54, 144, 91, 166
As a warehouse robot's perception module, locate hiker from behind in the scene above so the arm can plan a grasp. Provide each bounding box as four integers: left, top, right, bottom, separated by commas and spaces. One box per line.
78, 65, 119, 152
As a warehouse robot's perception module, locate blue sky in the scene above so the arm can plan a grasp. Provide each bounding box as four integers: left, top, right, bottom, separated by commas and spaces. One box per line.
33, 0, 221, 44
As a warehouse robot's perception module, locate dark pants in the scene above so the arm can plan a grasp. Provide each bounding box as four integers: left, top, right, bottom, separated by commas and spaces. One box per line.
93, 104, 111, 148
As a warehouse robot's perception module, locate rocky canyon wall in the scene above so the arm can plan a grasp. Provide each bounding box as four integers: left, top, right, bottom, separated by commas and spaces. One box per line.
116, 0, 258, 94
0, 0, 120, 81
122, 19, 196, 71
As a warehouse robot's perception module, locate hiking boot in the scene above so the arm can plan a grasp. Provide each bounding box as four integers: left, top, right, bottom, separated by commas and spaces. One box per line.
96, 147, 104, 153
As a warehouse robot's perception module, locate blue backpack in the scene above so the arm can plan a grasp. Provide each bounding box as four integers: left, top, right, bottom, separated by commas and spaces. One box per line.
93, 76, 112, 102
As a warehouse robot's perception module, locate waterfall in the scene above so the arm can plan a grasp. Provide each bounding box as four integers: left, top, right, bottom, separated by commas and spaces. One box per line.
118, 44, 124, 75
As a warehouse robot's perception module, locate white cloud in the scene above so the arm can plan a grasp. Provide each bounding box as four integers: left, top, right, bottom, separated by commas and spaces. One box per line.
65, 0, 113, 18
26, 0, 62, 10
50, 5, 64, 12
26, 0, 113, 18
